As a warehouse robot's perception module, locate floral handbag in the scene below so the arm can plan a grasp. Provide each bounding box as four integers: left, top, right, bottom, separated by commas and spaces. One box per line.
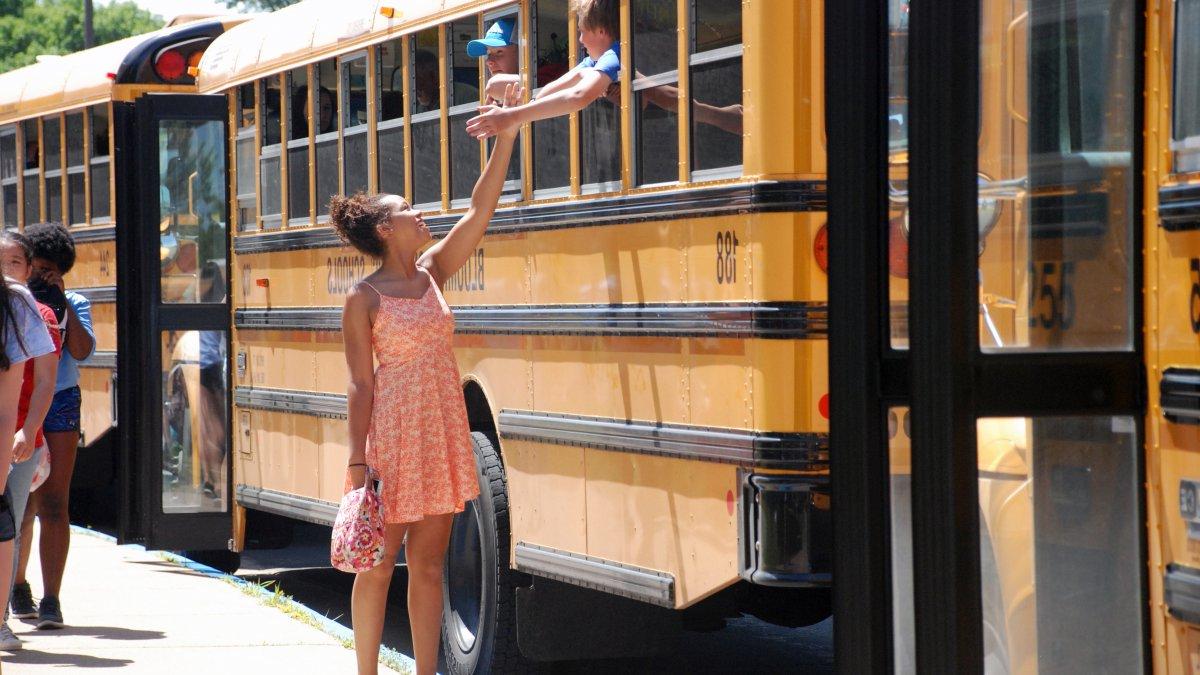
330, 467, 385, 573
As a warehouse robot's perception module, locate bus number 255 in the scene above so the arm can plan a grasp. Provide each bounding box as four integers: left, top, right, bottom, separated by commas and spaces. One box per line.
717, 230, 739, 285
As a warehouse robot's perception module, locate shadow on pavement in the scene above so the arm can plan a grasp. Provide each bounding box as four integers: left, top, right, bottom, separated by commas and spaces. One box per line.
3, 649, 136, 667
10, 623, 166, 642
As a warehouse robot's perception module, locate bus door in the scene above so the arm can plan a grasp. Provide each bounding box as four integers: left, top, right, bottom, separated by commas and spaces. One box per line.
828, 0, 1145, 672
116, 94, 231, 553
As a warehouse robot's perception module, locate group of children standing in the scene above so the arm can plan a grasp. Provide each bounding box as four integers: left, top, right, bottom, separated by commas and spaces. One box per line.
0, 222, 95, 652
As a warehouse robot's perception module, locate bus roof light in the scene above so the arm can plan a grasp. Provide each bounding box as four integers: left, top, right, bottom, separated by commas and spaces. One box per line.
380, 6, 397, 18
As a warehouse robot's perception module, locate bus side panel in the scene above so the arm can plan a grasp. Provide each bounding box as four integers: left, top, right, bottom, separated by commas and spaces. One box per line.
505, 438, 588, 556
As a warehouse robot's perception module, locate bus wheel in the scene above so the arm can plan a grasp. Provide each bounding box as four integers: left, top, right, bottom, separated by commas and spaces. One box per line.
441, 432, 525, 675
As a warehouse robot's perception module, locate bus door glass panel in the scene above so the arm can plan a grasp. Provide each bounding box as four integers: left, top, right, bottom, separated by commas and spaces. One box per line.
448, 17, 481, 207
411, 28, 443, 208
887, 0, 911, 349
287, 66, 312, 225
22, 119, 39, 224
315, 59, 338, 218
632, 0, 679, 186
90, 105, 111, 222
158, 119, 227, 305
533, 0, 570, 196
342, 53, 369, 198
689, 0, 742, 180
377, 38, 406, 197
1173, 0, 1200, 173
0, 127, 16, 229
258, 78, 283, 229
161, 329, 228, 513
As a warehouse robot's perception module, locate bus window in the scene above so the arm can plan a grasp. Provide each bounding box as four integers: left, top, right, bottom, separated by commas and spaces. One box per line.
315, 59, 338, 217
21, 120, 38, 224
66, 112, 85, 226
341, 53, 369, 198
1173, 0, 1200, 173
633, 0, 678, 186
44, 115, 62, 224
235, 84, 257, 231
449, 17, 482, 204
377, 37, 406, 198
578, 5, 622, 193
1, 128, 16, 229
534, 0, 570, 196
411, 27, 442, 208
89, 105, 110, 222
689, 0, 742, 178
287, 66, 312, 224
259, 77, 283, 229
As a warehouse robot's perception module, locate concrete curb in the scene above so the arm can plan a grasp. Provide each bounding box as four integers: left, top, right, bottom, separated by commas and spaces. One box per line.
68, 525, 417, 674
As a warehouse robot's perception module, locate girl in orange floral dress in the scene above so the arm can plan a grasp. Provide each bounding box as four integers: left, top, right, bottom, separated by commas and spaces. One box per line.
331, 85, 520, 675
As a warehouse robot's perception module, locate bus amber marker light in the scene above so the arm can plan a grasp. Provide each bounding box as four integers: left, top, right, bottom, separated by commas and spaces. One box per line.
379, 6, 397, 18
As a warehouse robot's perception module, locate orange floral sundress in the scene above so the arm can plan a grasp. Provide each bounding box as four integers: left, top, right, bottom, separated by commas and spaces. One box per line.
361, 269, 480, 524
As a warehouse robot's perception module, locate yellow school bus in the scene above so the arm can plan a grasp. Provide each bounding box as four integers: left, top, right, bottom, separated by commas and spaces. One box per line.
0, 16, 248, 512
188, 0, 827, 670
1148, 0, 1200, 671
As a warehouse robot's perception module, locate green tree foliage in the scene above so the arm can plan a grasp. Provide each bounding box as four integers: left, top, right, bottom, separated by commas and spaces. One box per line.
222, 0, 299, 11
0, 0, 162, 74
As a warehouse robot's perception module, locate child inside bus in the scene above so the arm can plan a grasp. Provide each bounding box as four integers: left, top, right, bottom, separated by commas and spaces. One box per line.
0, 232, 59, 651
466, 0, 620, 140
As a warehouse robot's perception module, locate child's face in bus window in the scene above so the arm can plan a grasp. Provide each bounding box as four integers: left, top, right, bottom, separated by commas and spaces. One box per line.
0, 243, 30, 283
485, 46, 518, 76
578, 24, 612, 60
379, 195, 430, 250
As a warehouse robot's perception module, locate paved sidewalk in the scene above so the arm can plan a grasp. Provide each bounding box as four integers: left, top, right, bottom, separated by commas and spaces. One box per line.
2, 526, 409, 674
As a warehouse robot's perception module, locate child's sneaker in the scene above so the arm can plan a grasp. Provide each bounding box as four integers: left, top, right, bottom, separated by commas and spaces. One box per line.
36, 596, 63, 629
0, 622, 22, 650
10, 582, 36, 619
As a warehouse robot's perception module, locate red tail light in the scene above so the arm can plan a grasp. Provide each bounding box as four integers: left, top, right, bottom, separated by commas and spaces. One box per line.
813, 222, 829, 273
154, 49, 186, 81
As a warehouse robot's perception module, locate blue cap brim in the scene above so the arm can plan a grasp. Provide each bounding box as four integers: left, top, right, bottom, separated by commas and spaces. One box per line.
467, 37, 509, 58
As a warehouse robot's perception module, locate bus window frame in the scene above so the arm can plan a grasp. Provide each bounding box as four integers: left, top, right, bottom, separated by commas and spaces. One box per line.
234, 85, 259, 232
687, 43, 744, 182
285, 65, 314, 228
258, 76, 285, 231
447, 14, 485, 210
340, 50, 371, 203
479, 5, 526, 204
376, 35, 410, 201
89, 103, 114, 226
531, 0, 576, 200
65, 110, 87, 227
42, 114, 65, 225
0, 125, 17, 230
1170, 0, 1200, 174
410, 26, 446, 211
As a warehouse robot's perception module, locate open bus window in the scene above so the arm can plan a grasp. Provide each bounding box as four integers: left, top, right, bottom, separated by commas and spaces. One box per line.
411, 28, 442, 207
689, 0, 742, 179
449, 17, 482, 204
533, 0, 570, 195
315, 59, 338, 217
89, 105, 110, 222
633, 0, 679, 186
1173, 0, 1200, 173
286, 66, 312, 224
377, 38, 406, 198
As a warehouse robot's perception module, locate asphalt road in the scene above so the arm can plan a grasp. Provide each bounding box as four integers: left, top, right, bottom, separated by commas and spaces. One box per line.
237, 522, 834, 674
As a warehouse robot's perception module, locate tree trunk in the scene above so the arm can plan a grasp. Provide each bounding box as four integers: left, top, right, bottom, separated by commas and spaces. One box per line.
84, 0, 95, 49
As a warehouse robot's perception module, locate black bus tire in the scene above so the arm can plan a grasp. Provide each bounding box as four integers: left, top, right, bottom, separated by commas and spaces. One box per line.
441, 431, 526, 675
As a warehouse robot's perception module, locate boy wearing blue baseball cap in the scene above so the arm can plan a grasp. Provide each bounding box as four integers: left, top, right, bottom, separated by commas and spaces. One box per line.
468, 17, 520, 85
467, 0, 620, 140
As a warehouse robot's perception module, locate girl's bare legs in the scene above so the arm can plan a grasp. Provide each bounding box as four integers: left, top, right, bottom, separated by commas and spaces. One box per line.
353, 523, 408, 675
404, 514, 454, 675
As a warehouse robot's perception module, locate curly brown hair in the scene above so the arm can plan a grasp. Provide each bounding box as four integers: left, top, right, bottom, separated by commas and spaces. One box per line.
328, 192, 390, 258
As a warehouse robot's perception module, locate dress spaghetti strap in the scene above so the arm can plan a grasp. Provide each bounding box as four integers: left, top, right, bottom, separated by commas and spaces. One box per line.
358, 280, 382, 297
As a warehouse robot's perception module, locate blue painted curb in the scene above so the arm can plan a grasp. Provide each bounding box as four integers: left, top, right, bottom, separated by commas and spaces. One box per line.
69, 525, 417, 674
